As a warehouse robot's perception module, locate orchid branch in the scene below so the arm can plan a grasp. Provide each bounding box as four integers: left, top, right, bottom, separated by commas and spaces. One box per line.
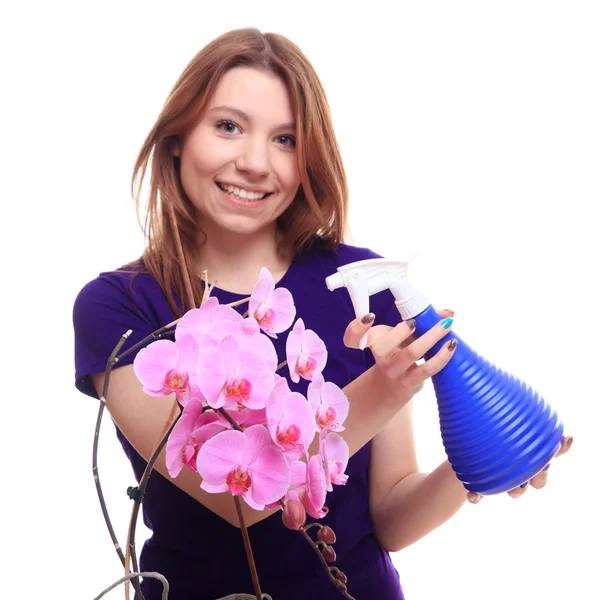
299, 527, 356, 600
233, 496, 263, 600
123, 397, 181, 600
92, 330, 144, 599
93, 572, 169, 600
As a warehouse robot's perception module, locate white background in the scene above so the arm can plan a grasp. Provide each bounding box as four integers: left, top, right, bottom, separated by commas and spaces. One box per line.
2, 1, 599, 599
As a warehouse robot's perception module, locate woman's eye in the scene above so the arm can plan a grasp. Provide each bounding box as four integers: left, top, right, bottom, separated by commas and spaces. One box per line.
216, 121, 241, 135
275, 135, 296, 149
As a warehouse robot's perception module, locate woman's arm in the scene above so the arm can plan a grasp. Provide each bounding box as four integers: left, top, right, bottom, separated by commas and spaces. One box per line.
368, 402, 467, 552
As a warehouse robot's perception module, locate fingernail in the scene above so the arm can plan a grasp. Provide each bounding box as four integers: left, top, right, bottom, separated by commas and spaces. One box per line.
443, 309, 456, 316
448, 339, 458, 351
565, 436, 573, 447
406, 319, 416, 330
542, 464, 551, 472
441, 317, 454, 329
361, 313, 375, 325
520, 482, 529, 489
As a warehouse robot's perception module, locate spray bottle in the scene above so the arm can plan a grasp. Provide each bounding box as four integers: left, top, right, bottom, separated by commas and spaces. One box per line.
326, 258, 564, 495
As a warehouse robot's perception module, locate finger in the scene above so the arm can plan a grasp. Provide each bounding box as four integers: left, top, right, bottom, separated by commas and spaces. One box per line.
467, 491, 482, 504
343, 313, 376, 349
401, 316, 455, 366
438, 309, 455, 319
399, 338, 458, 385
370, 319, 417, 359
507, 481, 530, 498
530, 463, 551, 489
555, 435, 573, 458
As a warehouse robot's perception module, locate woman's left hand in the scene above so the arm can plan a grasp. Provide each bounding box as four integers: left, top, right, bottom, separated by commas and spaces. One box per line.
466, 434, 574, 503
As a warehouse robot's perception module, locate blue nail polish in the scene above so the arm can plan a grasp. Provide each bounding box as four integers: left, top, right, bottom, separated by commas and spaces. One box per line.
441, 317, 454, 329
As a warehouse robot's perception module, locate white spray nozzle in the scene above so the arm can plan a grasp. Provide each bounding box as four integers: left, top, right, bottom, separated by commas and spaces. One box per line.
326, 257, 429, 349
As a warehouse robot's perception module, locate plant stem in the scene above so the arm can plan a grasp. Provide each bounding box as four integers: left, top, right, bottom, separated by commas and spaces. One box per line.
233, 496, 263, 600
92, 330, 144, 599
218, 408, 244, 431
93, 572, 169, 600
124, 399, 181, 599
299, 527, 356, 600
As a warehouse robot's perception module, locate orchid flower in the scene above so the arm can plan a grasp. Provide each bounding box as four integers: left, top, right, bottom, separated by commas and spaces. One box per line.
196, 335, 274, 410
285, 318, 327, 383
197, 425, 291, 510
299, 454, 329, 519
133, 333, 201, 406
307, 374, 349, 432
319, 429, 349, 490
165, 400, 225, 478
175, 297, 242, 340
266, 378, 317, 456
248, 267, 296, 338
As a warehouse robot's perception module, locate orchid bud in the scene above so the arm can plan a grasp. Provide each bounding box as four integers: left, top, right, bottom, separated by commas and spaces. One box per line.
335, 571, 348, 585
317, 525, 336, 544
321, 545, 336, 563
282, 500, 306, 530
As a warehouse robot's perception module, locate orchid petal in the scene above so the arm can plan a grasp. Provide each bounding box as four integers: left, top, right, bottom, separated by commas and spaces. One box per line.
197, 347, 228, 408
233, 349, 274, 409
196, 429, 247, 484
133, 340, 179, 394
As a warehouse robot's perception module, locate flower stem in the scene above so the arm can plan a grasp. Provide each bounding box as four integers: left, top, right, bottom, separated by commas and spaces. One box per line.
123, 398, 181, 599
299, 527, 356, 600
233, 495, 263, 600
218, 408, 244, 431
92, 330, 144, 599
93, 571, 169, 600
276, 360, 288, 372
123, 397, 181, 599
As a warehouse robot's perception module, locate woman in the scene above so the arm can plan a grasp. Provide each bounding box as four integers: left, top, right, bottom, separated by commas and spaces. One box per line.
73, 28, 570, 600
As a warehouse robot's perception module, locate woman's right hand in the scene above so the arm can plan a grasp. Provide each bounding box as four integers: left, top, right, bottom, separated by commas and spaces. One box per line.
342, 309, 457, 403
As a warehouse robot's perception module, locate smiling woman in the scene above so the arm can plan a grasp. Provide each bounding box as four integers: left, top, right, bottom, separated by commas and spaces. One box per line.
175, 67, 301, 242
72, 26, 573, 600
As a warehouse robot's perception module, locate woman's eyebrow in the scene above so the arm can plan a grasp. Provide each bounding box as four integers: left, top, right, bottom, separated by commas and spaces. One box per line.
208, 104, 296, 130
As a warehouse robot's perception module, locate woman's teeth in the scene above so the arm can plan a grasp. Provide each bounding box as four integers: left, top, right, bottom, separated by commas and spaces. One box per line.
218, 183, 268, 201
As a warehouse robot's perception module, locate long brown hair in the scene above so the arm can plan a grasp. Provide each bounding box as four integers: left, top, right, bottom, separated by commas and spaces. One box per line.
131, 28, 349, 315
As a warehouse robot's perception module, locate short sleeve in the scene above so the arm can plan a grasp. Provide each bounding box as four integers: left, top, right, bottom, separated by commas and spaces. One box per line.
72, 272, 166, 399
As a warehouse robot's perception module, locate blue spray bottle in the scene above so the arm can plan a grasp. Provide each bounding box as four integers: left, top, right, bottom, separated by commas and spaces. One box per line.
325, 258, 564, 495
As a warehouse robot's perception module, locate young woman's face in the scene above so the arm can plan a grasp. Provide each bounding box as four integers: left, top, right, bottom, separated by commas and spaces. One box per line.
178, 66, 301, 241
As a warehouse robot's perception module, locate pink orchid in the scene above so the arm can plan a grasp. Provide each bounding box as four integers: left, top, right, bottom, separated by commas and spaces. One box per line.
266, 458, 307, 509
165, 400, 225, 478
319, 430, 349, 489
248, 267, 296, 338
197, 317, 278, 372
197, 425, 291, 510
266, 378, 317, 455
175, 297, 242, 340
196, 335, 274, 410
133, 333, 201, 406
307, 375, 349, 432
285, 318, 328, 383
299, 454, 329, 519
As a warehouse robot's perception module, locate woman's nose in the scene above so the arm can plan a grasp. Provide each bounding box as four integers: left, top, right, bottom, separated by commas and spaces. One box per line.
235, 138, 271, 178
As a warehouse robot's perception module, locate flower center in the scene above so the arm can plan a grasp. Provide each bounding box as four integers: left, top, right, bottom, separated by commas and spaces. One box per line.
276, 424, 302, 449
317, 406, 338, 429
296, 354, 318, 378
164, 369, 189, 392
226, 377, 252, 404
254, 305, 276, 332
226, 468, 252, 495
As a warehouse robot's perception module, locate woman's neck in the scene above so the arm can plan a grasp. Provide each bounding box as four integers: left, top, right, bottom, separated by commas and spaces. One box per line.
194, 228, 292, 294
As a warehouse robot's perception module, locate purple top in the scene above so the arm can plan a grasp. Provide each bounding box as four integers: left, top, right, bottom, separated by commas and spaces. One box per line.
73, 243, 405, 600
